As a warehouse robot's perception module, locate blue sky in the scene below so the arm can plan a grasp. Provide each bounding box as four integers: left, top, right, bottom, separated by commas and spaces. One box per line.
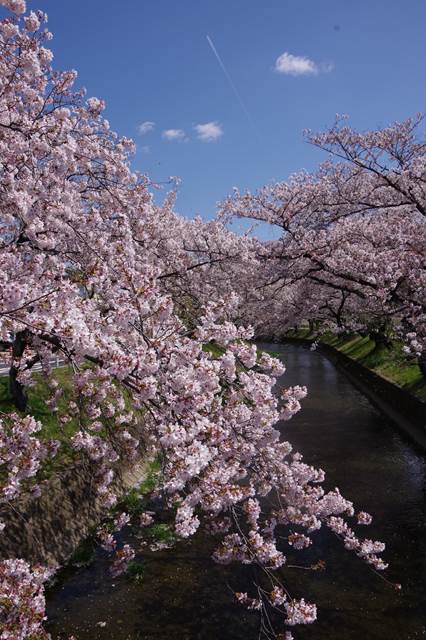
5, 1, 426, 235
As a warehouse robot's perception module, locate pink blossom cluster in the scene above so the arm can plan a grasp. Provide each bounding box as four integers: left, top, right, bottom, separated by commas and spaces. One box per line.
110, 544, 135, 578
328, 516, 387, 570
0, 559, 53, 640
0, 413, 58, 505
285, 598, 317, 626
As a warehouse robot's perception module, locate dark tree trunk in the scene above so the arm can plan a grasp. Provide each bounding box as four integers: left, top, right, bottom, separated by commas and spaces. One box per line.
370, 325, 391, 349
9, 365, 27, 411
9, 330, 29, 411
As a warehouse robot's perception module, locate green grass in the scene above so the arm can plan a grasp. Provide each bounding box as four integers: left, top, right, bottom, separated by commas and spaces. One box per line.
138, 458, 161, 495
287, 328, 426, 402
146, 523, 176, 545
0, 366, 78, 439
260, 347, 281, 358
0, 377, 15, 414
202, 342, 226, 359
116, 487, 146, 515
0, 363, 150, 479
287, 327, 313, 340
69, 537, 96, 568
0, 366, 81, 478
127, 560, 145, 583
203, 341, 280, 361
115, 458, 162, 515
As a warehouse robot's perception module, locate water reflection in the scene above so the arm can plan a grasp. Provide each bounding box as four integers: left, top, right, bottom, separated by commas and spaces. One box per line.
46, 343, 426, 639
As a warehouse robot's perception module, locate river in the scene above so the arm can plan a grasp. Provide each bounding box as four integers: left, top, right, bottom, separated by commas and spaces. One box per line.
46, 342, 426, 639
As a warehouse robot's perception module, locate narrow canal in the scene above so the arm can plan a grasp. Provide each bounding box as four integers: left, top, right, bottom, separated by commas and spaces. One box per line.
46, 342, 426, 639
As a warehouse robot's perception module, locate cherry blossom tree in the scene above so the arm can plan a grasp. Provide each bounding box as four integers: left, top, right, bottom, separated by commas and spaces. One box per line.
219, 117, 426, 371
0, 3, 390, 639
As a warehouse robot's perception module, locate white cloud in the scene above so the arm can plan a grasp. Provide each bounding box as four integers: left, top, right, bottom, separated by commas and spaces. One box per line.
194, 121, 223, 142
162, 128, 187, 142
274, 52, 332, 76
137, 121, 155, 135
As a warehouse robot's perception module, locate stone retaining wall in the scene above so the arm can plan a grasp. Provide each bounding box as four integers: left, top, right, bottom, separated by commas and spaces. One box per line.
0, 458, 147, 567
284, 337, 426, 450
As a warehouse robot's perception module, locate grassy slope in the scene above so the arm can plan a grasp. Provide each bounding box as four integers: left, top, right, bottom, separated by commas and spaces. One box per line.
286, 329, 426, 402
0, 367, 80, 474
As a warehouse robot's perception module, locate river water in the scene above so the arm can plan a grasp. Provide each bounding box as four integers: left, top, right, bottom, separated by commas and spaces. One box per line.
46, 342, 426, 639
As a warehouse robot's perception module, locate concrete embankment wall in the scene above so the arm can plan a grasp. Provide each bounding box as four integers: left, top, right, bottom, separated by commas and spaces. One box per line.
0, 458, 147, 567
284, 337, 426, 450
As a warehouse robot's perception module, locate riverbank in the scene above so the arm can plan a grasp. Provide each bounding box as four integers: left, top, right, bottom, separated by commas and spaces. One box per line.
0, 455, 150, 567
284, 331, 426, 449
0, 364, 152, 567
45, 342, 426, 640
0, 344, 271, 569
288, 330, 426, 401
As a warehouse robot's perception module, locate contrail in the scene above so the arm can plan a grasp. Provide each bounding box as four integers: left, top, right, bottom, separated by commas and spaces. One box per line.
206, 35, 260, 139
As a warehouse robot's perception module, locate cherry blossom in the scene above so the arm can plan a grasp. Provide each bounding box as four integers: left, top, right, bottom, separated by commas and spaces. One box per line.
219, 116, 426, 370
0, 5, 392, 639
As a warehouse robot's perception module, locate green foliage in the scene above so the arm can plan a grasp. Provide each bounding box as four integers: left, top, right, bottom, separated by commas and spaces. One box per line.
69, 538, 96, 568
259, 347, 281, 359
0, 377, 15, 414
202, 342, 225, 359
126, 561, 145, 583
138, 458, 161, 496
287, 327, 314, 340
146, 523, 176, 545
117, 487, 145, 515
116, 459, 162, 515
203, 341, 281, 361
